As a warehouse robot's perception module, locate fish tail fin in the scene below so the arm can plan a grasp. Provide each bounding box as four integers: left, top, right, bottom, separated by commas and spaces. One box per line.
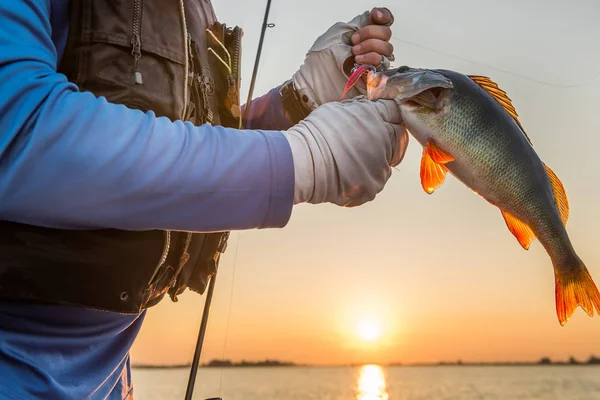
555, 260, 600, 326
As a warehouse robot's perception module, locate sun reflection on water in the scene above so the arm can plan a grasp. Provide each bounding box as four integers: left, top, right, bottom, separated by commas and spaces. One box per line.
356, 364, 389, 400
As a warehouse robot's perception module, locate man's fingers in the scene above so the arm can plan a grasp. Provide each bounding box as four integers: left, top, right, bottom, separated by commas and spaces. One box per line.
368, 7, 394, 26
353, 39, 394, 58
350, 12, 395, 66
351, 25, 392, 45
355, 51, 387, 66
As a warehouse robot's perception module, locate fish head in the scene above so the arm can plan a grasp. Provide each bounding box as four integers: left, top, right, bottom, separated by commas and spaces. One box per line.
366, 67, 456, 141
366, 66, 453, 105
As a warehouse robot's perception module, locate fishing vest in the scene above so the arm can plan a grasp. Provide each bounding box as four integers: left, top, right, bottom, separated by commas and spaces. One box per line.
0, 0, 244, 313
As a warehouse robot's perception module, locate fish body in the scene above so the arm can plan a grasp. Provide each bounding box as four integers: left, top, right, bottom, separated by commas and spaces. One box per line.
401, 70, 552, 216
355, 66, 600, 325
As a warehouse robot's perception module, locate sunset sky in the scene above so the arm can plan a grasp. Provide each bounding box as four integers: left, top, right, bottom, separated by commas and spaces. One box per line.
130, 0, 600, 366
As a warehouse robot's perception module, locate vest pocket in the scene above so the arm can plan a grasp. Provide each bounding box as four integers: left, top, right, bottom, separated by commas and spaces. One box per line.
60, 0, 187, 120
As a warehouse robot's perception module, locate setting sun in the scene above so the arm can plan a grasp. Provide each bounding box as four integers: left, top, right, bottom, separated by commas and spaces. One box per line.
356, 319, 382, 341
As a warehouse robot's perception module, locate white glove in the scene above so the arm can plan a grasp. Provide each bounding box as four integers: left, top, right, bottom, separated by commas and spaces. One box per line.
284, 97, 407, 207
291, 9, 395, 112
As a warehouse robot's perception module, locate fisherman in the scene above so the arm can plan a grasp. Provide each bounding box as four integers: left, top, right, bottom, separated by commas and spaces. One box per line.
0, 2, 403, 399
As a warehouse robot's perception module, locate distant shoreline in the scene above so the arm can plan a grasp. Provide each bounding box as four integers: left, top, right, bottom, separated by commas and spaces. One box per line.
132, 356, 600, 369
133, 359, 300, 369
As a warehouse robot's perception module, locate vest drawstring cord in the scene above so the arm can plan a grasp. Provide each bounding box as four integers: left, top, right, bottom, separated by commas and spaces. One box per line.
206, 29, 232, 75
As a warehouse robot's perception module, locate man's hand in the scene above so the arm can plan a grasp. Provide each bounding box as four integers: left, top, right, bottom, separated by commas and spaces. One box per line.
351, 8, 394, 66
284, 97, 408, 207
290, 7, 395, 113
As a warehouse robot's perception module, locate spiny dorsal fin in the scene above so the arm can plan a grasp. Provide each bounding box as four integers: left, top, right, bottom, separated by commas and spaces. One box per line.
468, 75, 533, 146
500, 209, 537, 250
544, 163, 570, 225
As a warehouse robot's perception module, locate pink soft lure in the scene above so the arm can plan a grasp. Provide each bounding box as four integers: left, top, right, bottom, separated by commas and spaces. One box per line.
340, 64, 373, 100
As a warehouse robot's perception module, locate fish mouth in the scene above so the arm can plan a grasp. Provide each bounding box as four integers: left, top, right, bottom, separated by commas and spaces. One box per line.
366, 66, 454, 109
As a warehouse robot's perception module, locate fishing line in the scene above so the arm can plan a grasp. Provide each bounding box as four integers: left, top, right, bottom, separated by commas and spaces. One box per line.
391, 35, 600, 89
217, 232, 241, 397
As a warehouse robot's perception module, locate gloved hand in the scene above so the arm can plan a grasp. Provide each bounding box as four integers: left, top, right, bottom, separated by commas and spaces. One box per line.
291, 7, 395, 112
284, 97, 408, 207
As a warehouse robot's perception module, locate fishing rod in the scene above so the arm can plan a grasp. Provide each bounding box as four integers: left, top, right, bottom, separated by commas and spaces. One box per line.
184, 273, 219, 400
242, 0, 274, 127
184, 1, 274, 399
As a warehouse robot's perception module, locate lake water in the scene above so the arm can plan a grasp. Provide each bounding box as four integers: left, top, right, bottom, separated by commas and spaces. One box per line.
131, 365, 600, 400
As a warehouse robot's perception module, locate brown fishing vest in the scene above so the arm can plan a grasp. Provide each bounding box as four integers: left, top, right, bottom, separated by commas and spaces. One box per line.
0, 0, 243, 313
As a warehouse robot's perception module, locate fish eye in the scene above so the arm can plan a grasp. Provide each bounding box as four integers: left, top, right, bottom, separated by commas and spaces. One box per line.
396, 65, 410, 73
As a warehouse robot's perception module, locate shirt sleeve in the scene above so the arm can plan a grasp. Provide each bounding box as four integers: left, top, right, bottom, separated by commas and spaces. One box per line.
0, 0, 294, 232
243, 85, 294, 131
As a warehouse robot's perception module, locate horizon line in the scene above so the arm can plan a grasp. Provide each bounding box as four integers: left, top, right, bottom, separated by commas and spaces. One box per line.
132, 354, 600, 369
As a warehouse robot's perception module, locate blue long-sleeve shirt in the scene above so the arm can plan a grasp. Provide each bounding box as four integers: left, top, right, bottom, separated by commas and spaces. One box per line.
0, 1, 296, 399
1, 0, 294, 232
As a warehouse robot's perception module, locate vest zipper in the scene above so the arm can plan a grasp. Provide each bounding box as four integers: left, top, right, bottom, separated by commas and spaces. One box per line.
231, 27, 241, 77
179, 232, 193, 272
180, 0, 189, 120
223, 26, 242, 127
177, 0, 190, 274
197, 75, 213, 123
181, 26, 194, 269
148, 230, 171, 283
130, 0, 143, 84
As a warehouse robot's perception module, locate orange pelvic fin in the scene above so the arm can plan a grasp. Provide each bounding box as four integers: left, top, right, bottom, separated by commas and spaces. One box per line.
426, 140, 455, 164
544, 163, 570, 226
500, 209, 537, 250
420, 146, 448, 194
555, 263, 600, 326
